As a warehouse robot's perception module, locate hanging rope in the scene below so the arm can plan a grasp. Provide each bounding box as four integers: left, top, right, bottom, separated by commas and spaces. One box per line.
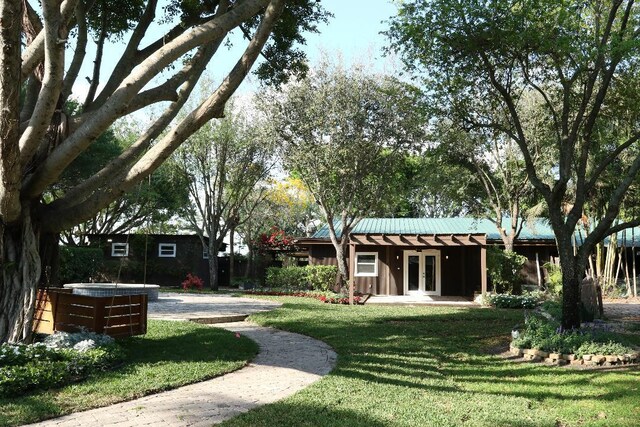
105, 179, 147, 335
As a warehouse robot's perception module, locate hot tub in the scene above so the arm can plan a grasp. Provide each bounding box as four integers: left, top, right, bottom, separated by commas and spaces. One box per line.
63, 283, 160, 301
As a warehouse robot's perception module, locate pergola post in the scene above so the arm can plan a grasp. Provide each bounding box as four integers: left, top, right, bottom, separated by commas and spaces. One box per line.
480, 244, 487, 296
349, 242, 355, 305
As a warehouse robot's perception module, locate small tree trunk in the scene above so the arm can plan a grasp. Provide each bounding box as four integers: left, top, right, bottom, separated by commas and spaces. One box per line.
334, 243, 348, 292
0, 212, 41, 343
229, 226, 235, 287
595, 242, 603, 278
208, 245, 220, 291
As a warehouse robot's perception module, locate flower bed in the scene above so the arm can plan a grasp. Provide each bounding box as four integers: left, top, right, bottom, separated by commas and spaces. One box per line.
0, 331, 123, 397
244, 289, 366, 305
485, 292, 541, 308
510, 313, 639, 367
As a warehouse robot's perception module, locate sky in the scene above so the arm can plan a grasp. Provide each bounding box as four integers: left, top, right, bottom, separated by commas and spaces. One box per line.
72, 0, 400, 102
300, 1, 399, 68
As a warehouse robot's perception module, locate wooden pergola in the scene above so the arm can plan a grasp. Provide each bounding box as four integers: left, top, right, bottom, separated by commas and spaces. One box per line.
346, 233, 488, 297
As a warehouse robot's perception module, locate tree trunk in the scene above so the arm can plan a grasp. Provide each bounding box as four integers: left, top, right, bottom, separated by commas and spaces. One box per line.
0, 211, 41, 343
208, 248, 220, 291
334, 242, 348, 292
559, 245, 582, 330
39, 232, 60, 287
229, 226, 235, 287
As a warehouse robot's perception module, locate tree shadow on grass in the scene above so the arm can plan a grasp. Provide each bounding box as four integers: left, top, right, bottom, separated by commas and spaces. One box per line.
250, 301, 640, 409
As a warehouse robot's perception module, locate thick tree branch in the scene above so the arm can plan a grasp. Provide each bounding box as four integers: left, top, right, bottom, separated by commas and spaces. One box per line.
61, 0, 90, 103
48, 40, 223, 213
24, 0, 270, 199
18, 0, 65, 168
41, 0, 283, 232
0, 0, 23, 224
87, 0, 159, 110
20, 0, 77, 82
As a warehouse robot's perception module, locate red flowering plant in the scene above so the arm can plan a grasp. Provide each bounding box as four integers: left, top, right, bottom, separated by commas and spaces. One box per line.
254, 226, 297, 255
182, 273, 204, 291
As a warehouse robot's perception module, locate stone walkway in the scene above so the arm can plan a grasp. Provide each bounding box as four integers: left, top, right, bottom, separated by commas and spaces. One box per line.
148, 292, 282, 322
27, 293, 336, 427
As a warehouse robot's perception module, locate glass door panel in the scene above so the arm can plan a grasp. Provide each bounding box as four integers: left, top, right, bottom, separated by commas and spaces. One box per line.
424, 255, 436, 292
407, 255, 420, 291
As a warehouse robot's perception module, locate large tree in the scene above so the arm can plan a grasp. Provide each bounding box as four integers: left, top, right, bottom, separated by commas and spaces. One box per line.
0, 0, 328, 343
389, 0, 640, 329
173, 104, 274, 290
261, 61, 425, 300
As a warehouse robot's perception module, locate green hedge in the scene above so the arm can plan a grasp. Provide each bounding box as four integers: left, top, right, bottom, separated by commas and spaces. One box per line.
265, 265, 338, 292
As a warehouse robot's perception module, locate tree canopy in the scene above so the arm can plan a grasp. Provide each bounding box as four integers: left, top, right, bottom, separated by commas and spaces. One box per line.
388, 0, 640, 328
260, 60, 426, 293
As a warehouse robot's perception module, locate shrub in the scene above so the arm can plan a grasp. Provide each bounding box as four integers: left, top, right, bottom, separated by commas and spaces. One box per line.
305, 265, 338, 292
543, 262, 562, 295
265, 265, 339, 292
488, 293, 540, 309
486, 247, 527, 294
540, 299, 562, 321
59, 246, 104, 283
574, 341, 635, 358
182, 273, 204, 290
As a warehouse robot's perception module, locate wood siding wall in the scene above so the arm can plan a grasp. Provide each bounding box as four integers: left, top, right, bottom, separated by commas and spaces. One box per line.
309, 244, 482, 297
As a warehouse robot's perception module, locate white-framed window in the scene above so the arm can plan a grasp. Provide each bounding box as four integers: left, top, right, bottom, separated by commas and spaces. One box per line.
202, 246, 209, 259
158, 243, 177, 258
355, 252, 378, 277
111, 243, 129, 257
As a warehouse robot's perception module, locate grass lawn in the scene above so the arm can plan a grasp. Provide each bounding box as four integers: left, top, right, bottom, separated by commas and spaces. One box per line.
0, 320, 257, 427
222, 297, 640, 427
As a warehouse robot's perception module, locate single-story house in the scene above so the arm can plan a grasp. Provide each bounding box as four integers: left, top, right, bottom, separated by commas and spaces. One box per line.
296, 218, 559, 299
86, 234, 227, 287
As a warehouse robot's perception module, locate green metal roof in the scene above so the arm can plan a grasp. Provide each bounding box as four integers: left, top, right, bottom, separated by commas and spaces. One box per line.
311, 217, 640, 247
312, 218, 556, 241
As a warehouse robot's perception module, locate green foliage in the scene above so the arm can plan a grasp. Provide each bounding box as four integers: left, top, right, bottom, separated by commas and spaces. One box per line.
488, 293, 539, 309
391, 154, 474, 217
512, 315, 635, 356
540, 299, 562, 321
265, 266, 338, 292
59, 247, 104, 283
305, 265, 338, 292
575, 341, 635, 358
0, 341, 123, 397
543, 262, 562, 295
262, 60, 426, 221
486, 247, 527, 293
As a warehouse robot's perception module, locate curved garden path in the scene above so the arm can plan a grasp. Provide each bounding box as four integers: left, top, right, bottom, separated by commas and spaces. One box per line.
27, 294, 337, 427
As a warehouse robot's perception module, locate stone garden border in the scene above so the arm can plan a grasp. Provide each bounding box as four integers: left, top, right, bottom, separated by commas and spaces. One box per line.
510, 345, 640, 367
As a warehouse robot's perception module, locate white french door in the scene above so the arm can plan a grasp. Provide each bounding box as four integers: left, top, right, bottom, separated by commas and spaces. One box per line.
403, 250, 441, 296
